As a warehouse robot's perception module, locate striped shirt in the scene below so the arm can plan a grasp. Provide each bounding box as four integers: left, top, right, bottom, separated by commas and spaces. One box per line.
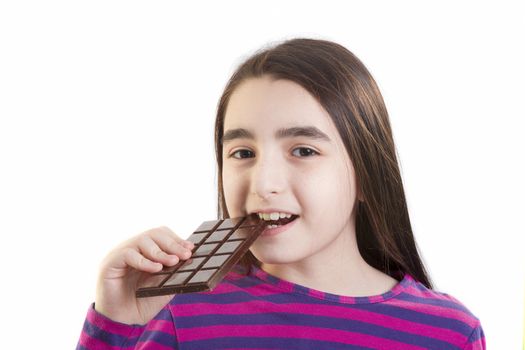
77, 264, 485, 349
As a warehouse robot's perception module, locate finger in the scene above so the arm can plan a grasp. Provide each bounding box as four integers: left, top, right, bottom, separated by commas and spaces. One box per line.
154, 226, 195, 249
137, 235, 181, 266
122, 247, 163, 272
149, 228, 194, 259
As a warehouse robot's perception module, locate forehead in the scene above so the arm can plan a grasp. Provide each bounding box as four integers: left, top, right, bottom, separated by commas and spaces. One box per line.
224, 77, 336, 135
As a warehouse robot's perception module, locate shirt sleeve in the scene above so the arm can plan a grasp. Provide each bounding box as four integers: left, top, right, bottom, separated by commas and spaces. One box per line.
463, 321, 486, 350
76, 303, 178, 349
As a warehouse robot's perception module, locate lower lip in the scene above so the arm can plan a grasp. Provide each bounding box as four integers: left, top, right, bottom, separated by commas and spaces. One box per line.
260, 217, 299, 237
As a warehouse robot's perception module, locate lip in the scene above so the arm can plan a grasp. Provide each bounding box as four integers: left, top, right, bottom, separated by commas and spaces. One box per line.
259, 216, 299, 237
250, 208, 298, 215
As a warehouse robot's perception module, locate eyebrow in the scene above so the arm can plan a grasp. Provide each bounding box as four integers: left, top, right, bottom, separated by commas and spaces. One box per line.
222, 126, 332, 144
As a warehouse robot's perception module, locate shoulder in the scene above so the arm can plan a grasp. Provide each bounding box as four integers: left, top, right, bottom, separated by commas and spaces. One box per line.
399, 274, 479, 319
391, 274, 485, 347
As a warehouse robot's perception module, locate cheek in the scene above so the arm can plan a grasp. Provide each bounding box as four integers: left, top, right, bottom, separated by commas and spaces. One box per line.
295, 167, 336, 219
221, 167, 234, 196
221, 166, 247, 216
331, 164, 357, 219
304, 163, 354, 219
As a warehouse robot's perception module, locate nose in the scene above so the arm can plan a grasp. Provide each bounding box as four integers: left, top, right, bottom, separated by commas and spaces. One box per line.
250, 151, 286, 200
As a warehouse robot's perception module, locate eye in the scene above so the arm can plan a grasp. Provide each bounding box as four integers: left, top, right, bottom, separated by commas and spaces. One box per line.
228, 147, 319, 160
292, 147, 319, 157
229, 149, 254, 159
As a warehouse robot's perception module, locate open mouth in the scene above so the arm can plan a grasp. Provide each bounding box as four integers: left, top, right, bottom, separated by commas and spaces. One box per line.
252, 213, 300, 228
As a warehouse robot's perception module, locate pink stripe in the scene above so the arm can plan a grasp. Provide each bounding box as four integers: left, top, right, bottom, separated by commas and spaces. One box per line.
338, 295, 357, 303
307, 289, 325, 299
223, 271, 245, 282
208, 280, 284, 297
170, 301, 467, 344
136, 340, 175, 350
368, 294, 387, 303
86, 305, 144, 337
403, 282, 462, 302
463, 335, 486, 350
145, 319, 175, 335
394, 288, 479, 327
276, 279, 294, 292
79, 332, 135, 350
178, 325, 427, 350
214, 271, 407, 302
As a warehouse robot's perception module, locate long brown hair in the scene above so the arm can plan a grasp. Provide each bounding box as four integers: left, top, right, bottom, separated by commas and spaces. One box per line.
214, 38, 433, 289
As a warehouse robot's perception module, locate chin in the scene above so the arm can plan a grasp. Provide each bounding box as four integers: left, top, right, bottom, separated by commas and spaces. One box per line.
252, 250, 304, 266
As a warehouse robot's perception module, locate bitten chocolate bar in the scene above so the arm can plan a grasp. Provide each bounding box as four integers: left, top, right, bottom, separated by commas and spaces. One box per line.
136, 215, 266, 297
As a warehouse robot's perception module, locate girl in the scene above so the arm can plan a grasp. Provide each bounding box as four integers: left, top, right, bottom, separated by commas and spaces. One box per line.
77, 38, 485, 349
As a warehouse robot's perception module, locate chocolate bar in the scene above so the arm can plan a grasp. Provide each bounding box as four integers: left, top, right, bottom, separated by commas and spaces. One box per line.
136, 215, 266, 297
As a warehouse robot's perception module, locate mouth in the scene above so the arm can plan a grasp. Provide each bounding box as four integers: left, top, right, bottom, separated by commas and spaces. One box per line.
250, 213, 300, 228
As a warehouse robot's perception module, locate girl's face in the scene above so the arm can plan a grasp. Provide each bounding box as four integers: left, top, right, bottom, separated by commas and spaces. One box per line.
222, 76, 361, 268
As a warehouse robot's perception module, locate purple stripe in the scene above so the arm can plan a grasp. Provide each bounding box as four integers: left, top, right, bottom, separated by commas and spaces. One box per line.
354, 302, 474, 337
177, 324, 429, 349
79, 322, 137, 349
77, 266, 484, 349
171, 300, 467, 343
152, 307, 174, 322
175, 289, 326, 305
180, 336, 375, 349
400, 289, 477, 317
466, 323, 485, 345
173, 313, 465, 348
86, 303, 144, 337
137, 330, 176, 349
172, 290, 477, 337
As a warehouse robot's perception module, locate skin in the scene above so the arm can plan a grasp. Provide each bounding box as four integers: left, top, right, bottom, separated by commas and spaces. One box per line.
222, 76, 398, 296
95, 227, 195, 325
94, 75, 399, 326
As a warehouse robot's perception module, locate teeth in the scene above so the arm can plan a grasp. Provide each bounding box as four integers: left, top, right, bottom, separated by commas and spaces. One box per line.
257, 212, 293, 221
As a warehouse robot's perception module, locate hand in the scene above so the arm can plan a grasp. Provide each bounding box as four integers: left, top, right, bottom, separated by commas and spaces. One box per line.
94, 226, 194, 325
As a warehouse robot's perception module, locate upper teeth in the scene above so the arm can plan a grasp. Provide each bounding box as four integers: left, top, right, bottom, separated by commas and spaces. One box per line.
258, 212, 292, 221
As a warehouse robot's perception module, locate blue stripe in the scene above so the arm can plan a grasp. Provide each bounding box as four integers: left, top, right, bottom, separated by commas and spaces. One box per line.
173, 290, 474, 337
354, 302, 474, 336
174, 290, 328, 305
259, 270, 281, 285
225, 274, 268, 289
82, 319, 136, 347
175, 313, 461, 349
397, 291, 474, 314
182, 336, 376, 349
139, 330, 176, 348
153, 307, 174, 321
467, 324, 484, 342
172, 278, 475, 339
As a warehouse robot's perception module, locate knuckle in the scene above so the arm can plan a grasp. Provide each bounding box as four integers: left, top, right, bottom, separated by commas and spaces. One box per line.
123, 248, 141, 267
166, 239, 177, 249
123, 247, 135, 260
160, 226, 180, 239
167, 240, 184, 253
157, 225, 172, 234
145, 244, 163, 260
137, 255, 147, 268
137, 235, 150, 246
154, 249, 166, 259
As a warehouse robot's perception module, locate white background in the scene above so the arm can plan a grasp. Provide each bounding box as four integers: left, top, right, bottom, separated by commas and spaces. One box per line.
0, 1, 523, 349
